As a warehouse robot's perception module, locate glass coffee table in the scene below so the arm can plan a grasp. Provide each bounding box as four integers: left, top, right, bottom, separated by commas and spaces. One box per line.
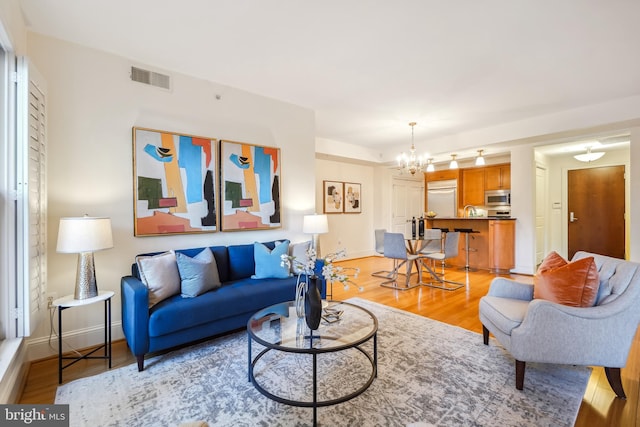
247, 300, 378, 426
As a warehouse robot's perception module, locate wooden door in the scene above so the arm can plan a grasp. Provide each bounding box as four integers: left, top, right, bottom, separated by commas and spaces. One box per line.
568, 165, 625, 259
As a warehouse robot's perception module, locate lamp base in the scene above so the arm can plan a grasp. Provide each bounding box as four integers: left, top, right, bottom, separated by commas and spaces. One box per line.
75, 252, 98, 299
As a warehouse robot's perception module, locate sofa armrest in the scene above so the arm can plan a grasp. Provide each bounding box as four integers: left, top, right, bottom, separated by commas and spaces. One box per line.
120, 276, 150, 357
487, 277, 534, 301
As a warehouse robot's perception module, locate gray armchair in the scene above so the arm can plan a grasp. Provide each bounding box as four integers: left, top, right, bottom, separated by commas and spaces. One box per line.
479, 251, 640, 398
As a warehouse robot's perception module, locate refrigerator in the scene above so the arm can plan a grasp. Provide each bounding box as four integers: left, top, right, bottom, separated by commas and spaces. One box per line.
427, 179, 457, 218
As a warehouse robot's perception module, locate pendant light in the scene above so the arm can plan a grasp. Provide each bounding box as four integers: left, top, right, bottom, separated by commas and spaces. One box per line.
426, 158, 435, 172
449, 154, 458, 170
475, 149, 486, 166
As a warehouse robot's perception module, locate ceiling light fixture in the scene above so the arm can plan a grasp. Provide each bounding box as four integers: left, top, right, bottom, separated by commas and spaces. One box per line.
475, 149, 486, 166
426, 158, 435, 172
449, 154, 458, 170
574, 146, 605, 162
397, 122, 424, 175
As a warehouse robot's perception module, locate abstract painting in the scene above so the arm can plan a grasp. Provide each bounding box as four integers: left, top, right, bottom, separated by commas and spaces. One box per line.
323, 180, 344, 214
220, 140, 282, 231
133, 127, 217, 236
344, 182, 362, 214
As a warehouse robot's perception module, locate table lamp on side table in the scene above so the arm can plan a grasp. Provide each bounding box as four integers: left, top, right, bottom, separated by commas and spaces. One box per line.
56, 215, 113, 300
303, 213, 329, 257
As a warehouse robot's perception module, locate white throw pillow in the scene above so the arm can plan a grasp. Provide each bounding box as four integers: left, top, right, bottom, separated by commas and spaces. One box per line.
289, 241, 312, 274
136, 251, 181, 307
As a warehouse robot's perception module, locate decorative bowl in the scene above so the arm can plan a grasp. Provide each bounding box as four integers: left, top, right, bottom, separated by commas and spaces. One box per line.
425, 211, 437, 219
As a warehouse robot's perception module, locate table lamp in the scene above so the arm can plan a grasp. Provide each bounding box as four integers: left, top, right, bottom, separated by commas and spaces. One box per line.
303, 214, 329, 257
56, 216, 113, 300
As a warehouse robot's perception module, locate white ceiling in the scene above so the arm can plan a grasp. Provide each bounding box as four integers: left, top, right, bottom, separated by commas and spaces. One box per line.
18, 0, 640, 158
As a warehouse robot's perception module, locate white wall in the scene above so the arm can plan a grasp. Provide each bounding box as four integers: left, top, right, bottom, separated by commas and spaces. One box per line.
27, 33, 316, 359
315, 157, 376, 259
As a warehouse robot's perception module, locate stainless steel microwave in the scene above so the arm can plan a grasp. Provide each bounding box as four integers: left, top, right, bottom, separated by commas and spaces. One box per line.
485, 189, 510, 207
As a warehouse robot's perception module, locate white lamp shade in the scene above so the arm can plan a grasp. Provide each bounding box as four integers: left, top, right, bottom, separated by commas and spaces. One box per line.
574, 151, 605, 162
303, 214, 329, 234
57, 217, 114, 253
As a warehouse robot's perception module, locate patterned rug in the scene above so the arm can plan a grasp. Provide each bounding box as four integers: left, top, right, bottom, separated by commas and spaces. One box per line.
55, 298, 590, 426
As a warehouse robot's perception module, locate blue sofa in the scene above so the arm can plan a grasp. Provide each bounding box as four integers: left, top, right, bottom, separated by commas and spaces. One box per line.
121, 240, 325, 371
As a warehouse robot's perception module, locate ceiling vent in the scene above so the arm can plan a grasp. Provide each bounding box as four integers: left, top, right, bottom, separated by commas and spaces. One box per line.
130, 66, 171, 90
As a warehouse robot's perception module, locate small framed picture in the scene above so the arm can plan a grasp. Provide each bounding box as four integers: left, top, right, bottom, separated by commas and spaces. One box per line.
323, 181, 344, 214
344, 182, 361, 214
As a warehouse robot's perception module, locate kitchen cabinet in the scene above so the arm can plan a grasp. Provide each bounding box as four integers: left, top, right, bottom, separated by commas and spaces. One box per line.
462, 168, 484, 207
485, 164, 511, 190
426, 218, 516, 271
488, 219, 515, 272
426, 169, 459, 183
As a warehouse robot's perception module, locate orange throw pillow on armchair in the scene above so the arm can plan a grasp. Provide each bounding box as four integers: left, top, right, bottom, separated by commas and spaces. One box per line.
534, 252, 599, 307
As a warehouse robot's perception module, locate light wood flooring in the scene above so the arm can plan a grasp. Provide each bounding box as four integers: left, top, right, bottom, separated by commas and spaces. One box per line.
19, 256, 640, 426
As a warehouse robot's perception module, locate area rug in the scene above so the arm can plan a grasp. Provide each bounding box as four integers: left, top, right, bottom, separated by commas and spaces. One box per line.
55, 298, 590, 426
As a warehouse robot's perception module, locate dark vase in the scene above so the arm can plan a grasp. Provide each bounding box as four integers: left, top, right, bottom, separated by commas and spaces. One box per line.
305, 276, 322, 330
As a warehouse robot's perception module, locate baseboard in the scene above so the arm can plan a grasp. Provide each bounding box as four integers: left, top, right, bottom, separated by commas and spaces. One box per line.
341, 250, 376, 260
0, 339, 28, 403
26, 321, 124, 362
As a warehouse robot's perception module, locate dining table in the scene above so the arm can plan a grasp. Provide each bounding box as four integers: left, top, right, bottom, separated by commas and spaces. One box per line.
404, 228, 443, 283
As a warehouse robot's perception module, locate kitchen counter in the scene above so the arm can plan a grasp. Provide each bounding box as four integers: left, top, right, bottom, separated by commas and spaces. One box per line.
426, 217, 515, 272
426, 217, 516, 220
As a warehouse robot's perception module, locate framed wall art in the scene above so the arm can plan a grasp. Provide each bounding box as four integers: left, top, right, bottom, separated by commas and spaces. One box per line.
323, 180, 344, 214
344, 182, 361, 214
220, 140, 282, 231
133, 127, 218, 236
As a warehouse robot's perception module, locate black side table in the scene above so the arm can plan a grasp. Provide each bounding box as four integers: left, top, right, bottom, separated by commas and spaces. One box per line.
53, 291, 113, 384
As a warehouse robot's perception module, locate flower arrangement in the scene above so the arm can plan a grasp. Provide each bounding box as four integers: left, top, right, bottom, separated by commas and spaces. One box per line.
281, 247, 362, 292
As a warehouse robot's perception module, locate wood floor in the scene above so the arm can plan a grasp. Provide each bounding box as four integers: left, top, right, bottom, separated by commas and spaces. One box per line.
19, 256, 640, 426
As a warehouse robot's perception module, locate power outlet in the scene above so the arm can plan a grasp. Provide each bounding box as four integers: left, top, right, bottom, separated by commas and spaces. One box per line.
46, 292, 58, 309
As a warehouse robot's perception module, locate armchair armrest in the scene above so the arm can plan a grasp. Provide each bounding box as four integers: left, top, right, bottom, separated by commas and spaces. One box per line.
120, 276, 150, 357
487, 277, 534, 301
511, 298, 640, 366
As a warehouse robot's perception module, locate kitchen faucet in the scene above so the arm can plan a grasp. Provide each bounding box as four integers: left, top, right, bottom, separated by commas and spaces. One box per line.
463, 205, 477, 218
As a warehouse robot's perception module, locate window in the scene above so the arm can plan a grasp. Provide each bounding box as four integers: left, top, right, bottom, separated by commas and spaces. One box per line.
0, 27, 47, 343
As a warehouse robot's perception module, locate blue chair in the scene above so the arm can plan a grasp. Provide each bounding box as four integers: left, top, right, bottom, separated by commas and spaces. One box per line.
372, 229, 394, 279
419, 231, 464, 290
380, 232, 421, 290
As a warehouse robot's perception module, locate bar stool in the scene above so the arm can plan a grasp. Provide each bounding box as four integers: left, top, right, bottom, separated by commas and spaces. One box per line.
454, 228, 480, 271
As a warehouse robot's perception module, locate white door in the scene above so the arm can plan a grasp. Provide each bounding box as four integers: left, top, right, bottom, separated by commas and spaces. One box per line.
535, 165, 547, 266
391, 177, 425, 235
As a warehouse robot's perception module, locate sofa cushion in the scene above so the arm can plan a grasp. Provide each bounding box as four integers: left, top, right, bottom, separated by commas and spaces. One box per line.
479, 296, 529, 336
136, 251, 181, 307
252, 240, 290, 279
228, 241, 278, 281
534, 253, 599, 307
148, 277, 297, 337
176, 248, 222, 298
536, 251, 567, 273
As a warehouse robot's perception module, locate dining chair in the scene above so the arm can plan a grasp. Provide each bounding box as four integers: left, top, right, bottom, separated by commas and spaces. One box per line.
380, 232, 421, 291
372, 229, 394, 279
419, 231, 464, 290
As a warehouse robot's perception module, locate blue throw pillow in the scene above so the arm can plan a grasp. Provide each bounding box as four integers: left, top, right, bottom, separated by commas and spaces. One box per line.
176, 248, 222, 298
252, 240, 290, 279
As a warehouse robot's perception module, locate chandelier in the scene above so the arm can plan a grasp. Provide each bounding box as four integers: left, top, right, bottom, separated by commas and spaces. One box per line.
397, 122, 424, 175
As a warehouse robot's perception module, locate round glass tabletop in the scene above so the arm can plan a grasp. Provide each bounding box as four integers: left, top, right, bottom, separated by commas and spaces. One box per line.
248, 300, 377, 353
